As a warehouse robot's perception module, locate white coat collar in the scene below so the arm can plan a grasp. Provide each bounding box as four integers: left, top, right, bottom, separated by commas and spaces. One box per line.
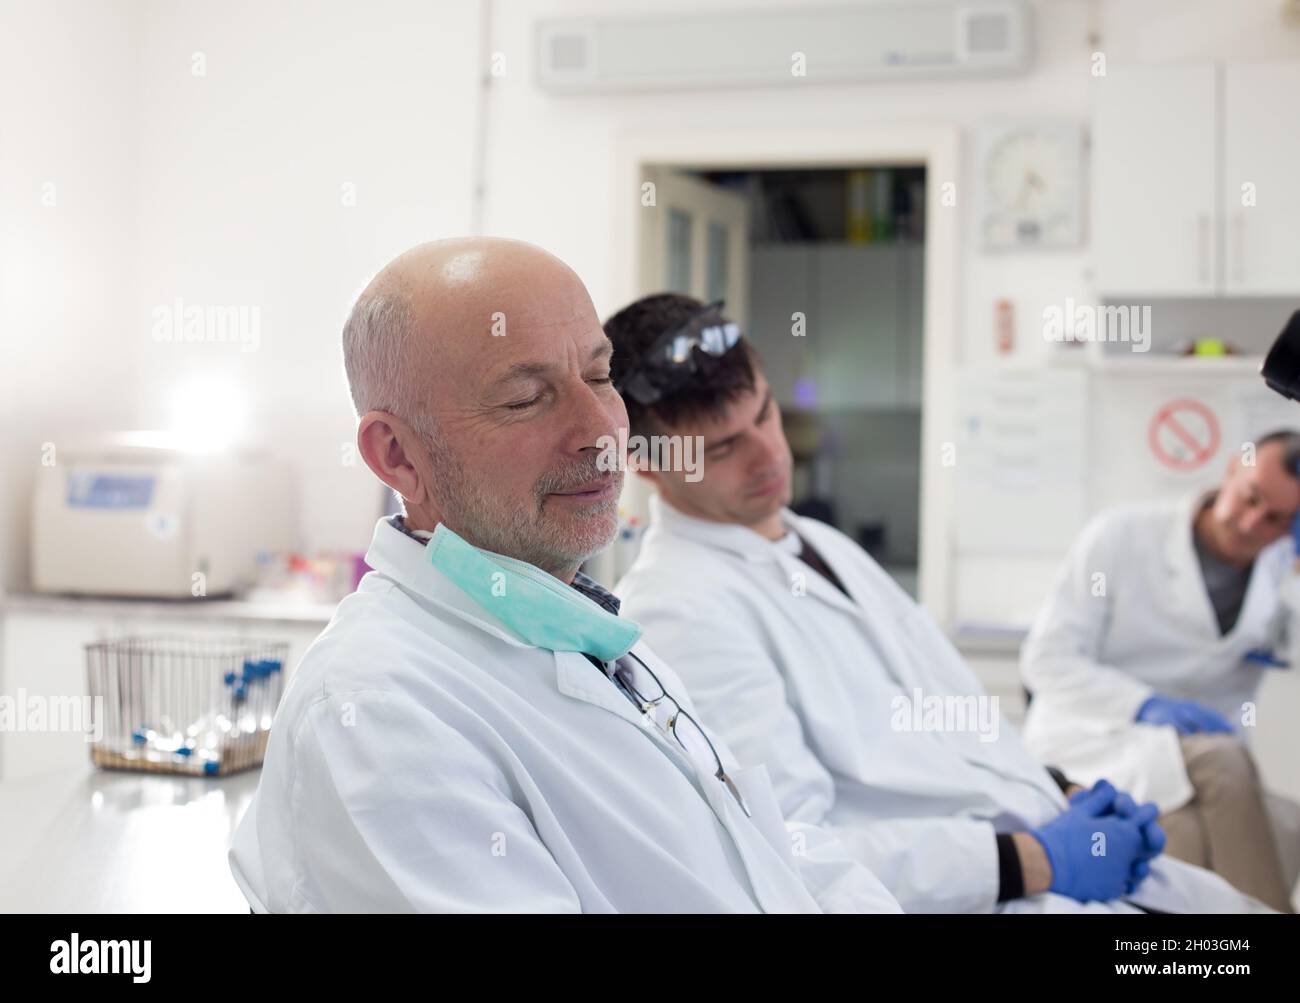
361, 516, 537, 650
648, 495, 863, 616
1161, 490, 1285, 641
366, 517, 652, 720
648, 493, 794, 562
1162, 491, 1213, 572
363, 516, 815, 908
1160, 491, 1228, 639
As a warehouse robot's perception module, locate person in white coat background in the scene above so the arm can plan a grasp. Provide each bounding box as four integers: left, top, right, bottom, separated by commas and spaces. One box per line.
227, 238, 901, 914
1021, 434, 1300, 912
605, 292, 1270, 915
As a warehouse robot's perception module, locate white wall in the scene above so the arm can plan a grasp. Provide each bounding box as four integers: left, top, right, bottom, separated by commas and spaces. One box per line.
130, 0, 483, 555
4, 0, 1299, 603
954, 1, 1300, 629
470, 0, 1300, 627
2, 0, 1298, 810
0, 0, 484, 596
0, 0, 141, 594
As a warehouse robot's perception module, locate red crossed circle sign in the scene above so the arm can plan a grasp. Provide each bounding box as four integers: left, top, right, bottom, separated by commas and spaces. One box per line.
1148, 399, 1220, 471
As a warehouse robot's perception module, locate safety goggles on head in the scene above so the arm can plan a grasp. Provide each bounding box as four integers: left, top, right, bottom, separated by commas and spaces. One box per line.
614, 299, 744, 406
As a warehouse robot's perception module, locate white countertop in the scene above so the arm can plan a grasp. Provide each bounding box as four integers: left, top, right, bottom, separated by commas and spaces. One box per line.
1, 591, 338, 624
0, 762, 260, 912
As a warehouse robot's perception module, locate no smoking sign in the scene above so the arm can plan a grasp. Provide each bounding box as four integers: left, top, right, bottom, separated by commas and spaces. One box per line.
1148, 399, 1220, 471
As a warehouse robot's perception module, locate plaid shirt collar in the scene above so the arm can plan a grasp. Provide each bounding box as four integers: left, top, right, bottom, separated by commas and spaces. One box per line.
389, 515, 622, 616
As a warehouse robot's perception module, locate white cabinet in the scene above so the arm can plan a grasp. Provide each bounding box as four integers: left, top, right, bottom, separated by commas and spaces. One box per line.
748, 245, 815, 408
1092, 65, 1218, 296
1094, 62, 1300, 297
749, 243, 924, 411
1223, 62, 1300, 295
816, 245, 903, 408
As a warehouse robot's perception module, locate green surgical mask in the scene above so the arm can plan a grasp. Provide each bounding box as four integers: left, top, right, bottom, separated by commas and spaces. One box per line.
426, 523, 641, 663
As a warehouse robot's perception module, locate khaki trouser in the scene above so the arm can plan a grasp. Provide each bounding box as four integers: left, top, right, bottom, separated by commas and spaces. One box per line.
1159, 733, 1294, 913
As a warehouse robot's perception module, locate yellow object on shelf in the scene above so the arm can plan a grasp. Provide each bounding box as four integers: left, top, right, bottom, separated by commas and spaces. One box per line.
847, 170, 871, 244
1193, 338, 1227, 356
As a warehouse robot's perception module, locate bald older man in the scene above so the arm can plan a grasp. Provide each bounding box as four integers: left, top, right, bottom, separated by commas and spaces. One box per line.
228, 238, 900, 914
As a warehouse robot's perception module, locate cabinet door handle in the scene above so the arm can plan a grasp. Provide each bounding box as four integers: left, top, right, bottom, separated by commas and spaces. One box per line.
1198, 213, 1211, 285
1233, 212, 1245, 284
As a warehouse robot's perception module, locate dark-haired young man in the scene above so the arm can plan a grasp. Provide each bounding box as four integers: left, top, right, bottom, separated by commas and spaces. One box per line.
606, 292, 1273, 914
1022, 434, 1300, 911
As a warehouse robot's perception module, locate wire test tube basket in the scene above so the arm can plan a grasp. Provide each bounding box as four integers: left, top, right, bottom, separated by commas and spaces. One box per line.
85, 636, 287, 776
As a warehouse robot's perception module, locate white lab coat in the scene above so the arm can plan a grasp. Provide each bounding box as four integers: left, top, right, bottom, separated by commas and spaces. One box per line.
228, 516, 901, 914
616, 495, 1269, 914
1020, 492, 1293, 813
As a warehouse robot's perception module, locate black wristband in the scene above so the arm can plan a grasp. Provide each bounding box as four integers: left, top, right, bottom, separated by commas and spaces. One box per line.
1045, 765, 1073, 795
995, 832, 1026, 903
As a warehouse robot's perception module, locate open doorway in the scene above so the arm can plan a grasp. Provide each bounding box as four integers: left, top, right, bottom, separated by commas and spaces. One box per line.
591, 126, 959, 623
611, 164, 927, 597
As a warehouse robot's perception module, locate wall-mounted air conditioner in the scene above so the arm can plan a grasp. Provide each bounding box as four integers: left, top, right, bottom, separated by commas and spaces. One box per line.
536, 1, 1031, 94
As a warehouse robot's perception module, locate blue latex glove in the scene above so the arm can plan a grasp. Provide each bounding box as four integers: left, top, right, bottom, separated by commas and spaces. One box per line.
1031, 780, 1158, 902
1078, 784, 1165, 874
1136, 695, 1234, 735
1072, 787, 1164, 876
1109, 790, 1166, 878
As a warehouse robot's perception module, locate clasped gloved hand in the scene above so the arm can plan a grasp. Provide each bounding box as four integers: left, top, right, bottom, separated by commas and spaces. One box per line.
1136, 695, 1234, 735
1030, 780, 1165, 902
